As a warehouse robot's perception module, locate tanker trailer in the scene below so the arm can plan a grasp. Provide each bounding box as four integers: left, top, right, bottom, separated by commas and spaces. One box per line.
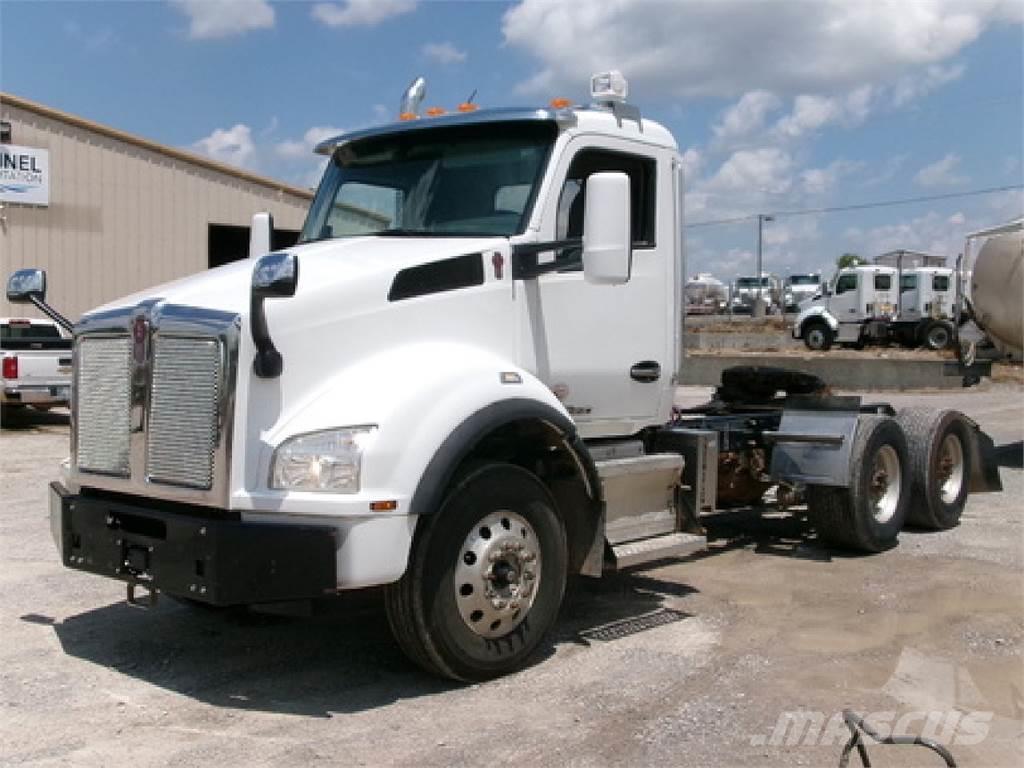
963, 219, 1023, 361
685, 272, 728, 315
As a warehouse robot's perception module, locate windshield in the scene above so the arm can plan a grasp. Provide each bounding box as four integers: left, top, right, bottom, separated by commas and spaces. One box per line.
300, 121, 557, 242
789, 275, 820, 286
736, 277, 770, 288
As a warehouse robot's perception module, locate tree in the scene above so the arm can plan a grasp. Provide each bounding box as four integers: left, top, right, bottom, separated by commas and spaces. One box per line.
837, 252, 866, 269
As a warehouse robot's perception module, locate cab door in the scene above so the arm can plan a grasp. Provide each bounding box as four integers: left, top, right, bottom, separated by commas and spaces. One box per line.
517, 137, 673, 438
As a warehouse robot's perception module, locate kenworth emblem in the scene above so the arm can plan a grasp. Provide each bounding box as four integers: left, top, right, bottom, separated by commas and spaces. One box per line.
131, 313, 149, 365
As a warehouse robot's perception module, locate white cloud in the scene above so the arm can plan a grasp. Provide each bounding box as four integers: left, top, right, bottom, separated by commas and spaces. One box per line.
312, 0, 416, 28
891, 63, 965, 106
800, 160, 863, 196
712, 90, 782, 143
680, 147, 702, 181
502, 0, 1017, 99
171, 0, 274, 40
773, 86, 873, 139
704, 147, 794, 196
422, 41, 467, 65
275, 126, 345, 159
192, 124, 255, 167
914, 153, 969, 187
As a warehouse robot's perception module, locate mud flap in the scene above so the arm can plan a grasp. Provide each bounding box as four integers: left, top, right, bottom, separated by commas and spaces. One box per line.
967, 422, 1003, 493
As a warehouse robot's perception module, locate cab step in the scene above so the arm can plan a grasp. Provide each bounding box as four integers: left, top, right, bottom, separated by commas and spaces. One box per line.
610, 531, 706, 569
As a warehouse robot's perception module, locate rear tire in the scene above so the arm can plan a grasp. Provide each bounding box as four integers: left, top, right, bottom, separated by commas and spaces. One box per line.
896, 408, 972, 530
808, 415, 909, 552
384, 463, 567, 682
803, 320, 834, 351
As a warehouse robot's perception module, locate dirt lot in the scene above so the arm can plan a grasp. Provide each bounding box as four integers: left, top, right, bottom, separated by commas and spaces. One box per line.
1, 386, 1022, 767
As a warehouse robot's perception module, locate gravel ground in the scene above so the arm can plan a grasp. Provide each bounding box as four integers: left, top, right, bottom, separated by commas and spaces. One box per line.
1, 385, 1021, 767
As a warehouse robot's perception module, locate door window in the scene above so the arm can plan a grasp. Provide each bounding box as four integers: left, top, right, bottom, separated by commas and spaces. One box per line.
555, 149, 656, 246
874, 274, 892, 290
835, 274, 857, 295
933, 274, 950, 291
900, 274, 917, 293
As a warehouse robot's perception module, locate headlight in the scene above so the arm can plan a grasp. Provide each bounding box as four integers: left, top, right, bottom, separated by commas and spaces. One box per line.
270, 426, 376, 492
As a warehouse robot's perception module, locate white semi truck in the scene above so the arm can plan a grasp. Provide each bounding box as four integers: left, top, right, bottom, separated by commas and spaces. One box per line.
8, 73, 1001, 681
792, 264, 957, 351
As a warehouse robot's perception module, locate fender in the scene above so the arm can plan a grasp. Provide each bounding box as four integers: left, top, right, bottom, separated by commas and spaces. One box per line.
794, 305, 839, 337
409, 397, 601, 519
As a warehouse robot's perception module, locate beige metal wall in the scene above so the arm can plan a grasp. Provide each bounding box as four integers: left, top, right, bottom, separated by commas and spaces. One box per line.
1, 97, 312, 319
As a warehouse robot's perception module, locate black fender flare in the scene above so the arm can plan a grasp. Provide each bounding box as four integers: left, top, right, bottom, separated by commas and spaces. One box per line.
409, 397, 602, 520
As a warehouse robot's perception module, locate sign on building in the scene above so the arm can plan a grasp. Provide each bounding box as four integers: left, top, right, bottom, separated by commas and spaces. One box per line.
0, 144, 49, 206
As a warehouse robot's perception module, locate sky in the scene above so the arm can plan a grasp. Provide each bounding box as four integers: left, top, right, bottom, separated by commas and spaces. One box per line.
2, 0, 1022, 280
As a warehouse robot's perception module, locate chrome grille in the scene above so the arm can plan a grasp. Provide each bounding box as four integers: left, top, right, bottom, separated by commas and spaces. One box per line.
76, 336, 131, 476
146, 336, 222, 489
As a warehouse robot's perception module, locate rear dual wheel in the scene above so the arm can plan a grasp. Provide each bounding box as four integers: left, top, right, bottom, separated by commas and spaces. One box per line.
384, 463, 567, 682
896, 408, 971, 530
808, 415, 909, 552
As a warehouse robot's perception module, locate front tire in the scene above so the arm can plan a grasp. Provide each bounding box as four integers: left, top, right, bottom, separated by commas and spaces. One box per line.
803, 320, 834, 351
922, 320, 953, 350
384, 463, 567, 681
808, 415, 909, 552
896, 408, 972, 530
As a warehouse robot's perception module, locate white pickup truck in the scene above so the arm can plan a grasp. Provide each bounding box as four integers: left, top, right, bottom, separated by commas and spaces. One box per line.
1, 318, 72, 420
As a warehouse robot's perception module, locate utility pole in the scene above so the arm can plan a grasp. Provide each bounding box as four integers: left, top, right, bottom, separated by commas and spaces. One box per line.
754, 214, 774, 317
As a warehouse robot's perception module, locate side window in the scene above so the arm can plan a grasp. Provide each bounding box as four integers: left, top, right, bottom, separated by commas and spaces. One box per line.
555, 149, 656, 247
900, 274, 917, 293
933, 274, 950, 291
875, 274, 892, 290
835, 274, 857, 295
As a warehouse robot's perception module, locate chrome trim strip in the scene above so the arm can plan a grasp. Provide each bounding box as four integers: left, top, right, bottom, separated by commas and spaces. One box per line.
315, 106, 576, 155
72, 302, 240, 508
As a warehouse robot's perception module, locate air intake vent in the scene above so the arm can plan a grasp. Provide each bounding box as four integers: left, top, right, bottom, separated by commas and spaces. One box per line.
76, 337, 131, 476
146, 336, 221, 489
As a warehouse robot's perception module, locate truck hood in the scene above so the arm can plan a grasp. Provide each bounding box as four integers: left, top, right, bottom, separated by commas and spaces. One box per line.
86, 235, 507, 319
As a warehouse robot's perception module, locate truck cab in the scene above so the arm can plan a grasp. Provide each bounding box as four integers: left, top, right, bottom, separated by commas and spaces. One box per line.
898, 267, 955, 323
793, 265, 897, 349
783, 273, 823, 312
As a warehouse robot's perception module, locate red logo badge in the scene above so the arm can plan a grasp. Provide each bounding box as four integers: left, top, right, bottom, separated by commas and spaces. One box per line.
132, 315, 149, 365
492, 252, 504, 280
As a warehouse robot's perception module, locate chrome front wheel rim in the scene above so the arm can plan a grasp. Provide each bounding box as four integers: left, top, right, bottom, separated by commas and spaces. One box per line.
454, 510, 541, 639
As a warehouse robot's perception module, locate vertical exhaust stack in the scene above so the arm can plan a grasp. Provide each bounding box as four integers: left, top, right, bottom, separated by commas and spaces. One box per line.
399, 77, 427, 120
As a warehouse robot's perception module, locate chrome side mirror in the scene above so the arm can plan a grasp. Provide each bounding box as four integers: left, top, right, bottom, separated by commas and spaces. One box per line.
7, 268, 46, 303
251, 252, 298, 378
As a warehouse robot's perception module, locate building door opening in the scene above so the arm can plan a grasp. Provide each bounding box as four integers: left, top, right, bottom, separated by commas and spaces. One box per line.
208, 223, 301, 269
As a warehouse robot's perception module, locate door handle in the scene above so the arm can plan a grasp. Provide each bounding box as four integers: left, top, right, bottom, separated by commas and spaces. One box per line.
630, 361, 661, 382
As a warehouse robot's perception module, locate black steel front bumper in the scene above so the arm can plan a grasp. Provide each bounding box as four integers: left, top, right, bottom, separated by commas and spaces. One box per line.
49, 483, 338, 606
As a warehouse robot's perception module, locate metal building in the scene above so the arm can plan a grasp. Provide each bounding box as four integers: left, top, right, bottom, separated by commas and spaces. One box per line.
0, 92, 313, 320
874, 249, 947, 268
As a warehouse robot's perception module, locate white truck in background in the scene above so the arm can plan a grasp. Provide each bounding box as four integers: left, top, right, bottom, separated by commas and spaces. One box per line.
1, 317, 72, 421
783, 273, 823, 312
792, 264, 957, 351
8, 72, 1002, 681
730, 273, 781, 314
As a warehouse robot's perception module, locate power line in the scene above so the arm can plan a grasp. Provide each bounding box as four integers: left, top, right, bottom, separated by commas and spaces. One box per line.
686, 184, 1024, 229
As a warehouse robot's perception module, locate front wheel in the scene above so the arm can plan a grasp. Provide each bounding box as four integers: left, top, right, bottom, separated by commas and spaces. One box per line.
384, 463, 567, 681
803, 320, 834, 351
922, 320, 953, 351
808, 415, 909, 552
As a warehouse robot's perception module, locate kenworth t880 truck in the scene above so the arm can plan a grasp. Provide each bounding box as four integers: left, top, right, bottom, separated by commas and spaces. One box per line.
7, 73, 1001, 681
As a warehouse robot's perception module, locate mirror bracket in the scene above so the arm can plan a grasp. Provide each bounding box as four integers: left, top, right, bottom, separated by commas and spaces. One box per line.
250, 252, 298, 378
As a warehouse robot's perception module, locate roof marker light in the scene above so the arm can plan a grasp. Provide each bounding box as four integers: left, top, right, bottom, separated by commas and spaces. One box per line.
590, 70, 628, 103
549, 97, 572, 109
425, 107, 446, 117
457, 102, 479, 113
